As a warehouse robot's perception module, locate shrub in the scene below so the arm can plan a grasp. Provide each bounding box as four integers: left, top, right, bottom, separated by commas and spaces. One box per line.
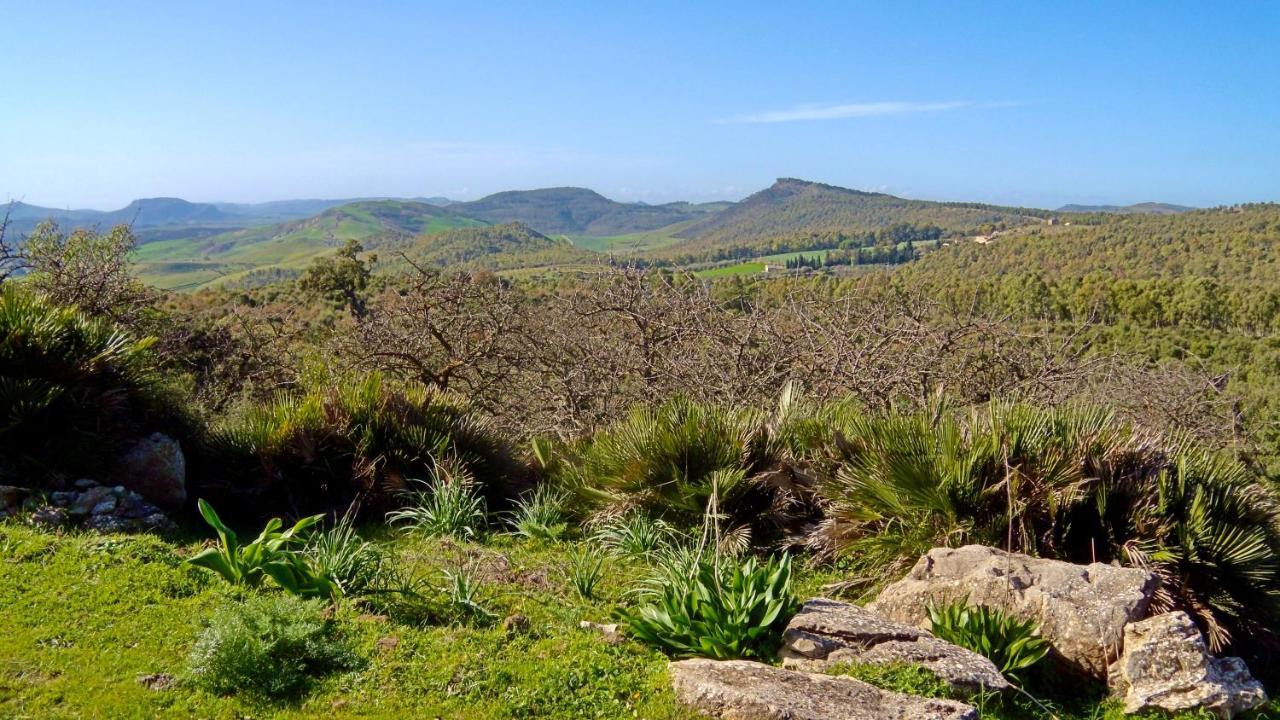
208, 370, 519, 519
505, 483, 569, 540
564, 396, 824, 544
927, 599, 1049, 683
185, 594, 357, 698
187, 499, 339, 599
616, 552, 798, 659
0, 286, 163, 483
812, 401, 1280, 659
386, 461, 487, 540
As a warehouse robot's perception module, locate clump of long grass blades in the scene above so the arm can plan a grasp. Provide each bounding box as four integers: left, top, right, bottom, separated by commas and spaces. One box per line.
590, 512, 679, 558
505, 484, 569, 541
566, 544, 607, 600
305, 504, 385, 597
386, 460, 487, 540
440, 560, 495, 625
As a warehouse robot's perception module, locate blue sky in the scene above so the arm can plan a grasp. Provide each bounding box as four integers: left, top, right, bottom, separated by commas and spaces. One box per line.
2, 1, 1278, 209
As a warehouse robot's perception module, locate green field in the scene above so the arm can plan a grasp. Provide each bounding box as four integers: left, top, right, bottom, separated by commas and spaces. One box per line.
134, 202, 485, 291
568, 220, 697, 253
694, 249, 834, 277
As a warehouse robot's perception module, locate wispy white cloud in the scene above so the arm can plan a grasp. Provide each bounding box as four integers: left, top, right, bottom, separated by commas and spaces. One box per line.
721, 100, 1003, 124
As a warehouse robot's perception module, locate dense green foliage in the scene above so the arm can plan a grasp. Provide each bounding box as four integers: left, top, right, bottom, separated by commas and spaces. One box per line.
186, 594, 358, 698
0, 285, 167, 483
815, 402, 1280, 655
562, 397, 822, 544
207, 371, 519, 518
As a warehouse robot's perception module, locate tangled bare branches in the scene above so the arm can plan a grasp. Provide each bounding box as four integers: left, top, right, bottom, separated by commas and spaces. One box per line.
332, 266, 1242, 448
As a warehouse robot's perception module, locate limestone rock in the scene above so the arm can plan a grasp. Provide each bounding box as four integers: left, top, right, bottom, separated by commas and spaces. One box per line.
868, 545, 1156, 678
1109, 612, 1266, 718
580, 620, 624, 644
669, 658, 977, 720
115, 433, 186, 512
781, 598, 1009, 692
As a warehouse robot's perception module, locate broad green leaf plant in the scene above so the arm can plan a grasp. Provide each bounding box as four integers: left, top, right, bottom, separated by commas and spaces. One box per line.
187, 499, 340, 600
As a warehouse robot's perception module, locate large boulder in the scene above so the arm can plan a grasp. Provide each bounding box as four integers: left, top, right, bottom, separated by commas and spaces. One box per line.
669, 658, 977, 720
113, 433, 186, 512
867, 545, 1156, 679
1109, 612, 1266, 718
781, 598, 1009, 693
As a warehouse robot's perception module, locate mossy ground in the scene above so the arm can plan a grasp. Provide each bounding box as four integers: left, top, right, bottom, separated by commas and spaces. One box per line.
0, 521, 1267, 719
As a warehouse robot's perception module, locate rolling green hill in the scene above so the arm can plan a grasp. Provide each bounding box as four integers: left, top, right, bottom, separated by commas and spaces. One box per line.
387, 222, 600, 271
135, 200, 485, 290
450, 187, 722, 236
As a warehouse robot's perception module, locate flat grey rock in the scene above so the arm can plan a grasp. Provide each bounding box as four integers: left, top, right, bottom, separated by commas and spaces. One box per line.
669, 658, 977, 720
781, 598, 1009, 692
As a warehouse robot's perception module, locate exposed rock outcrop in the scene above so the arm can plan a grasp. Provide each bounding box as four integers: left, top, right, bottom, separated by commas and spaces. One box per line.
114, 433, 187, 512
780, 598, 1009, 692
868, 545, 1156, 678
1109, 612, 1266, 718
30, 480, 173, 533
668, 658, 977, 720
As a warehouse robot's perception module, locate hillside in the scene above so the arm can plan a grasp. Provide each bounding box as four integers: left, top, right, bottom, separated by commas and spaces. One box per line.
909, 204, 1280, 286
450, 187, 720, 236
135, 200, 485, 290
1057, 202, 1193, 215
677, 178, 1046, 245
390, 222, 599, 270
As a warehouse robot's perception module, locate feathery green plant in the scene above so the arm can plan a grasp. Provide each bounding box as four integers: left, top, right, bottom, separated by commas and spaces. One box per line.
185, 594, 357, 698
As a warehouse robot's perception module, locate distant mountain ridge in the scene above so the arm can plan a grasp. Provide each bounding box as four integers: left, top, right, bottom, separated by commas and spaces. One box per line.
667, 178, 1050, 254
7, 197, 237, 230
1056, 202, 1193, 215
449, 187, 722, 236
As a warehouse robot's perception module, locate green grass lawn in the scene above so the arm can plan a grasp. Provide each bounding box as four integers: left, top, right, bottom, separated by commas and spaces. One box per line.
0, 520, 1235, 720
0, 523, 704, 719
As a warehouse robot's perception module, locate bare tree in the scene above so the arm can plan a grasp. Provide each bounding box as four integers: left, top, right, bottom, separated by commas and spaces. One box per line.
0, 202, 29, 283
